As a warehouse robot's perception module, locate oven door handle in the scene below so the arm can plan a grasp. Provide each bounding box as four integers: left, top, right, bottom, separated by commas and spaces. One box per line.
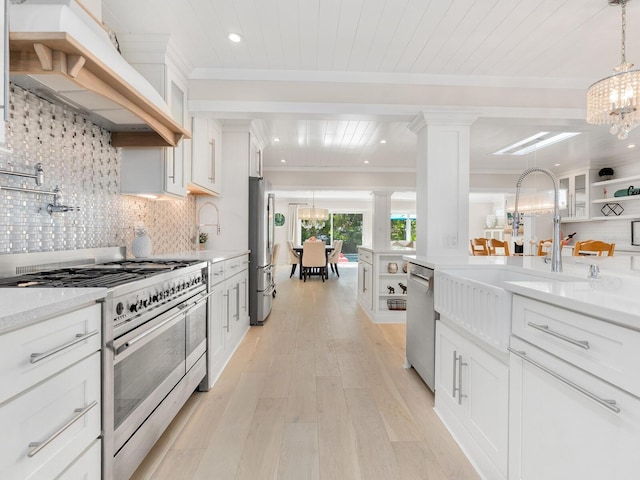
113, 307, 187, 355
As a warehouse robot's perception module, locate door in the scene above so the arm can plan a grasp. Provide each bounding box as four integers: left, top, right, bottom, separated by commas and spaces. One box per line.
435, 322, 466, 417
509, 346, 640, 480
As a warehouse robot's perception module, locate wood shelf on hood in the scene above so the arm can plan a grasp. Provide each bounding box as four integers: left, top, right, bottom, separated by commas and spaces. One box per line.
9, 33, 191, 147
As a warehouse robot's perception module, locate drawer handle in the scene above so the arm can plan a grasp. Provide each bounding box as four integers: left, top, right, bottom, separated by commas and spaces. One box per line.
527, 322, 590, 350
27, 400, 98, 457
508, 348, 619, 414
30, 330, 99, 364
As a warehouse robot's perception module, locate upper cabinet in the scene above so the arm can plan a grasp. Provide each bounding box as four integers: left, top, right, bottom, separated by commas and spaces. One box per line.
119, 36, 190, 198
558, 170, 590, 222
0, 0, 6, 145
190, 117, 222, 196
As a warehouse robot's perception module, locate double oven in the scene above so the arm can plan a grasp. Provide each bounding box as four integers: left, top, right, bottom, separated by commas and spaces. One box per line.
0, 248, 210, 479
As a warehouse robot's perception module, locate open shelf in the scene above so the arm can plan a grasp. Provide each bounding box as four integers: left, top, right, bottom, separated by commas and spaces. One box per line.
591, 174, 640, 187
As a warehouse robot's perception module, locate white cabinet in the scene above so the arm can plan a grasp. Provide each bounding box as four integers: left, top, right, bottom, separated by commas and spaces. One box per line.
357, 249, 373, 314
509, 337, 640, 480
190, 117, 222, 196
200, 254, 250, 391
0, 0, 6, 145
120, 56, 189, 198
435, 320, 509, 480
249, 133, 263, 177
558, 170, 590, 221
0, 301, 102, 479
357, 248, 414, 323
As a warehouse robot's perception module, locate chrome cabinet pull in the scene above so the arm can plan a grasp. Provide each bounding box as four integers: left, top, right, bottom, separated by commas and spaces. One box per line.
234, 284, 240, 320
363, 267, 367, 292
224, 292, 230, 332
458, 355, 467, 405
209, 138, 216, 182
28, 400, 98, 457
30, 330, 99, 364
242, 279, 248, 311
527, 322, 590, 350
508, 348, 620, 414
452, 350, 459, 398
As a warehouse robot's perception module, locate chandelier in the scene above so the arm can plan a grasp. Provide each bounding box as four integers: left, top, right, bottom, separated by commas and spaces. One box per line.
587, 0, 640, 139
298, 192, 329, 230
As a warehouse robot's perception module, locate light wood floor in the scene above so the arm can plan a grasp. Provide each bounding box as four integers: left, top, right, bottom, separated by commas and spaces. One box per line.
131, 264, 480, 480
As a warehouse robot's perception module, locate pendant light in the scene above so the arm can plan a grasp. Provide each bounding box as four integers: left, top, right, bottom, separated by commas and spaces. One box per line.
298, 192, 329, 229
587, 0, 640, 139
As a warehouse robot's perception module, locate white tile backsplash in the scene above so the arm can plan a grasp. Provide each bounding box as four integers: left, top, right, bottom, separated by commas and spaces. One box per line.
0, 85, 196, 256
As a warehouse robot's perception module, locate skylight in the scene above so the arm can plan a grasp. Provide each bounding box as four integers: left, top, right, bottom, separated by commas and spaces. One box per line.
493, 132, 581, 156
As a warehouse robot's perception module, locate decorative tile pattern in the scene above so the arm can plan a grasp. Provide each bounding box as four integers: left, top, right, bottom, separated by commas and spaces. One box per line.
0, 85, 196, 256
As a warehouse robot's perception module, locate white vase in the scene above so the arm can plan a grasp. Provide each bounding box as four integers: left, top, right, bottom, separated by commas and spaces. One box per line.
132, 231, 152, 257
485, 215, 497, 228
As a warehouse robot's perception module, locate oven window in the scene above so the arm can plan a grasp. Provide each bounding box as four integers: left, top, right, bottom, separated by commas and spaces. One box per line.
186, 299, 207, 370
114, 320, 186, 430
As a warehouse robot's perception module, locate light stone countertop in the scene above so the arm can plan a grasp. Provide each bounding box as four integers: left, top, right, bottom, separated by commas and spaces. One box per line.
153, 249, 250, 263
0, 288, 107, 335
404, 253, 640, 331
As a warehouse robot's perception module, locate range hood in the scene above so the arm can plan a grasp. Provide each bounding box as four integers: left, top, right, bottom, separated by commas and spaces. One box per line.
9, 0, 190, 147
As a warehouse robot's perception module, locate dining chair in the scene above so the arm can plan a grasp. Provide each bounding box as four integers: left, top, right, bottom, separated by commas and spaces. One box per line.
537, 239, 552, 256
302, 240, 327, 282
573, 240, 615, 256
488, 238, 510, 256
327, 240, 343, 277
469, 238, 489, 256
287, 240, 301, 278
271, 243, 280, 297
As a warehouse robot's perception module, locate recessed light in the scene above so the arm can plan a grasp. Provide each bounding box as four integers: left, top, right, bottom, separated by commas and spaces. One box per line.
364, 160, 369, 164
379, 139, 387, 144
554, 163, 561, 167
628, 144, 636, 148
273, 137, 280, 142
228, 33, 242, 43
280, 159, 286, 163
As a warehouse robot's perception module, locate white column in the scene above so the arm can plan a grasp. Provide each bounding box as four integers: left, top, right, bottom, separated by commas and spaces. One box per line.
409, 112, 477, 258
371, 191, 392, 250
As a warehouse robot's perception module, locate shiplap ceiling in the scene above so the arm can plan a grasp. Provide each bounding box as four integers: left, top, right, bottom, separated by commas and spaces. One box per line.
102, 0, 640, 177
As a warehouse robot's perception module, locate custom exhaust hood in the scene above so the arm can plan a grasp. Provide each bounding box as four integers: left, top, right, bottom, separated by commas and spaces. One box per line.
9, 0, 190, 147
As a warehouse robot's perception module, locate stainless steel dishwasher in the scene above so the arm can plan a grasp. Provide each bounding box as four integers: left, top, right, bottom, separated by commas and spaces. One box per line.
405, 263, 437, 391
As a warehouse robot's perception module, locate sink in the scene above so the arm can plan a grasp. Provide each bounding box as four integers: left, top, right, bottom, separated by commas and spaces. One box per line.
434, 266, 580, 352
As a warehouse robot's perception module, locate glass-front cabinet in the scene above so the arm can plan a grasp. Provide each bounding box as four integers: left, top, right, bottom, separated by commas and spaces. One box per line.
558, 170, 590, 221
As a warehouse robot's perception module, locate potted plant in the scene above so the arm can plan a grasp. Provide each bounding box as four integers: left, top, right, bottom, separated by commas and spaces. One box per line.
199, 232, 208, 250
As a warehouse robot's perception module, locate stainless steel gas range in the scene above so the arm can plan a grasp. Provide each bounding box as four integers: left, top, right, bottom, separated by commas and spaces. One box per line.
0, 247, 210, 479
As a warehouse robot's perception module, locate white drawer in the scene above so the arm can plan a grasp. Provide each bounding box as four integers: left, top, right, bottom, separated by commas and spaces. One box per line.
209, 261, 225, 285
225, 255, 248, 277
0, 303, 101, 404
512, 295, 640, 397
358, 249, 373, 264
0, 352, 101, 480
58, 438, 101, 480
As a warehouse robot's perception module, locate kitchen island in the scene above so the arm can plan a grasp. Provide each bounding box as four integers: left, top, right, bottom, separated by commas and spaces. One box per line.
404, 253, 640, 480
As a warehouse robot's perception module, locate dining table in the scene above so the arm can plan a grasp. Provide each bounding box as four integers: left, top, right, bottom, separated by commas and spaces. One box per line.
293, 244, 334, 279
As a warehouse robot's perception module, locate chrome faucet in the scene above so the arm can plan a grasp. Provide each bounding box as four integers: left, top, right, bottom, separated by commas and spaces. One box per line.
512, 167, 562, 273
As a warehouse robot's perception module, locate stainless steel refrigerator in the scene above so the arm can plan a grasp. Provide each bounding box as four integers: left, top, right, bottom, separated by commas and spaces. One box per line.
248, 177, 275, 325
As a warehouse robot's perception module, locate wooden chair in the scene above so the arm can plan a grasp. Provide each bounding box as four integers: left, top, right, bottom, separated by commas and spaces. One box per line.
469, 238, 489, 256
327, 239, 343, 277
537, 239, 552, 256
287, 240, 300, 278
573, 240, 615, 257
302, 240, 327, 282
488, 238, 510, 256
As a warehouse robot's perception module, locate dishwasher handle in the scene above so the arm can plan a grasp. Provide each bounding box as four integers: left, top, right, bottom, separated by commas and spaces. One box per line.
409, 272, 432, 290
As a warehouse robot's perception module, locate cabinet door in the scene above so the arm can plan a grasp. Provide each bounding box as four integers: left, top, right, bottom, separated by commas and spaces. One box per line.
435, 322, 466, 416
239, 267, 249, 325
358, 261, 373, 311
200, 283, 225, 391
509, 346, 640, 480
559, 171, 589, 220
465, 342, 509, 477
191, 117, 222, 195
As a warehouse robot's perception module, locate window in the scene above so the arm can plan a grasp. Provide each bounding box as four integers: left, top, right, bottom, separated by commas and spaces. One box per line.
390, 214, 416, 242
300, 213, 363, 261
